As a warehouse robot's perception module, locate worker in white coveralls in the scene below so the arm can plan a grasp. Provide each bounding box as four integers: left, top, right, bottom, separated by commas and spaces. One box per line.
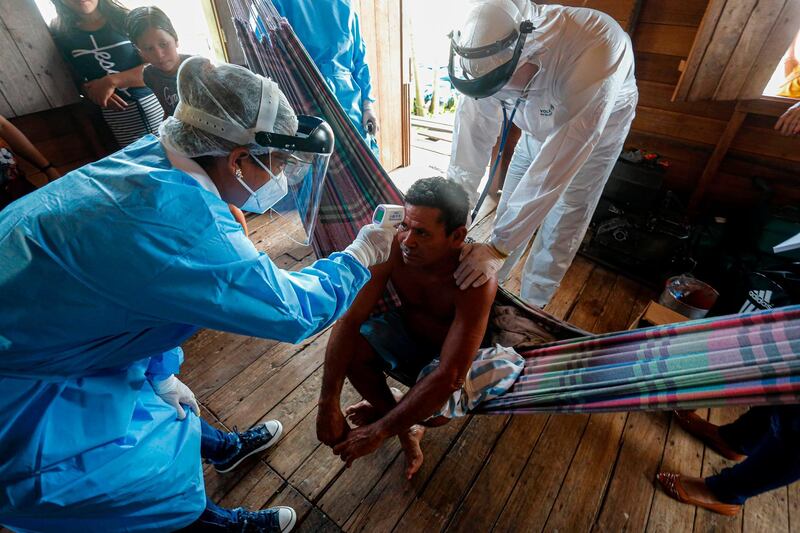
447, 0, 638, 307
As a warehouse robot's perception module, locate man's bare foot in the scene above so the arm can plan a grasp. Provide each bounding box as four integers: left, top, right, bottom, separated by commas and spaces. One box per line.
316, 403, 350, 447
345, 388, 404, 427
399, 425, 425, 480
345, 398, 381, 427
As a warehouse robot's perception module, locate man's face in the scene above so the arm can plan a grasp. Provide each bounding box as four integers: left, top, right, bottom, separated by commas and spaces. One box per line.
397, 204, 464, 267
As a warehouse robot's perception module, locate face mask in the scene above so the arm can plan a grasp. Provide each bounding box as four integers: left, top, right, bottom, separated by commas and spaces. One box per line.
235, 154, 288, 214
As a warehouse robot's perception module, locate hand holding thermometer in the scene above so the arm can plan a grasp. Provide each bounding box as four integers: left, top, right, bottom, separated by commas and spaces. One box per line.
372, 204, 404, 227
343, 205, 403, 268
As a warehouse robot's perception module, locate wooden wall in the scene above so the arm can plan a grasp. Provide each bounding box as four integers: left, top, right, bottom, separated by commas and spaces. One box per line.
7, 0, 799, 211
628, 0, 800, 210
0, 1, 80, 118
352, 0, 410, 172
8, 103, 114, 187
1, 1, 109, 189
544, 0, 799, 210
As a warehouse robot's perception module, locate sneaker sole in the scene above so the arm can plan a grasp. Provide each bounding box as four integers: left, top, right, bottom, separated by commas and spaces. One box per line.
214, 420, 284, 474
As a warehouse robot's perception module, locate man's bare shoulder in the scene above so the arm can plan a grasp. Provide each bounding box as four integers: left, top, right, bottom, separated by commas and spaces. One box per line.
454, 276, 498, 313
368, 240, 402, 277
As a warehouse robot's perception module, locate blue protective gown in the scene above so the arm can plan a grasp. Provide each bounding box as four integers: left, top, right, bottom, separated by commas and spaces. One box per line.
271, 0, 380, 157
0, 135, 370, 532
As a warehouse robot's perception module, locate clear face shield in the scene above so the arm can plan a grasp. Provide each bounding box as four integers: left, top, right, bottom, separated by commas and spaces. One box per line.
171, 65, 335, 247
448, 19, 535, 100
254, 116, 334, 246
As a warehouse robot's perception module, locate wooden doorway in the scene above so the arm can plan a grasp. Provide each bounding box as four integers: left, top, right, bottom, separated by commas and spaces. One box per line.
353, 0, 411, 172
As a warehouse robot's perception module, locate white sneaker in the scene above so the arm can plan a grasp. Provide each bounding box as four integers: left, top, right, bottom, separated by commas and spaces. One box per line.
276, 506, 297, 532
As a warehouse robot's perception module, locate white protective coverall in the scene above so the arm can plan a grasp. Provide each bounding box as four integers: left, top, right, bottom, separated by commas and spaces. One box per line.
447, 2, 638, 307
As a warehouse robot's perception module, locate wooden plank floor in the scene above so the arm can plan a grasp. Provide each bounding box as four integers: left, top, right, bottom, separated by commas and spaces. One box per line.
5, 129, 795, 533
177, 198, 799, 532
179, 130, 799, 532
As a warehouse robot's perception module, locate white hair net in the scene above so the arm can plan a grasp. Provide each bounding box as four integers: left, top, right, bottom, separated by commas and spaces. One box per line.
159, 56, 299, 158
458, 0, 530, 78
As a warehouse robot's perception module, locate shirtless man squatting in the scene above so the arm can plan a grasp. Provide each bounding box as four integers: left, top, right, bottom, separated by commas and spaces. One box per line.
315, 176, 498, 478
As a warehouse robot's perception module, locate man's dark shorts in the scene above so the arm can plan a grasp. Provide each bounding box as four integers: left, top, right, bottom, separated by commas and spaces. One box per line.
359, 310, 438, 386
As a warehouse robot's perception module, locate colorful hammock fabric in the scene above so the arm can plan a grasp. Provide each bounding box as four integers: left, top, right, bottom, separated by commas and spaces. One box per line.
226, 0, 800, 413
228, 0, 403, 259
479, 305, 800, 413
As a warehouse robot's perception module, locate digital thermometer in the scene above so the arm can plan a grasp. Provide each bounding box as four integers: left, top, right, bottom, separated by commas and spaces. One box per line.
372, 204, 404, 227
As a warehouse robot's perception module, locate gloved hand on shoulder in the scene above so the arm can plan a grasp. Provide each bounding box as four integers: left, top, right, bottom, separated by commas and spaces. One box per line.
454, 241, 507, 289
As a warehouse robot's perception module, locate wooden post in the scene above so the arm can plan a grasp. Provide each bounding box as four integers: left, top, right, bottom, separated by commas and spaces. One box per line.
688, 101, 747, 213
212, 0, 246, 65
400, 0, 411, 167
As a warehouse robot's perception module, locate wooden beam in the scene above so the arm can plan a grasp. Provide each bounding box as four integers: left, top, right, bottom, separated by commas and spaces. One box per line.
688, 101, 747, 212
637, 79, 736, 121
638, 0, 708, 27
212, 0, 245, 65
401, 83, 411, 167
738, 96, 795, 117
732, 123, 800, 162
740, 0, 800, 99
200, 0, 229, 62
632, 105, 727, 146
713, 0, 784, 100
688, 0, 759, 101
626, 0, 644, 34
672, 0, 727, 102
636, 52, 683, 85
634, 23, 697, 56
400, 0, 411, 168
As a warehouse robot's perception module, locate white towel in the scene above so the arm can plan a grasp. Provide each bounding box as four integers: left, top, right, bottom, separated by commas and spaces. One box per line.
417, 344, 524, 419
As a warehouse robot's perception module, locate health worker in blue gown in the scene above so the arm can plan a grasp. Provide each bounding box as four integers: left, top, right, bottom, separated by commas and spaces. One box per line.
0, 57, 394, 533
271, 0, 380, 158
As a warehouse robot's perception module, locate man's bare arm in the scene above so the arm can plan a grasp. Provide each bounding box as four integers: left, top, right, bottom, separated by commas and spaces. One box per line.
372, 278, 497, 437
316, 248, 395, 446
320, 243, 398, 405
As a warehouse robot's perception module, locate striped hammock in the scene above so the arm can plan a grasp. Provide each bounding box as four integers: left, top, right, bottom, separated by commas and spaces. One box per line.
226, 0, 800, 412
228, 0, 403, 258
481, 305, 800, 413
